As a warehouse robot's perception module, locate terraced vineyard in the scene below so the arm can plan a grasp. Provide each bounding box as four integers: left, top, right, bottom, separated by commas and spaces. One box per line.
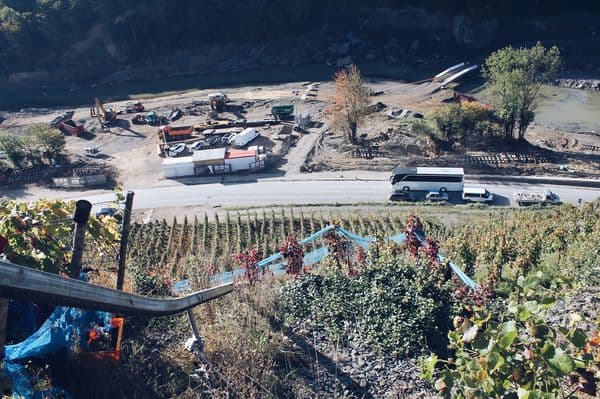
127, 209, 451, 275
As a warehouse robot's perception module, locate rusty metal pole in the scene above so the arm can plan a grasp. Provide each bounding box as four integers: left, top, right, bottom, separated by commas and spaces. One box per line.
69, 200, 92, 279
116, 191, 134, 291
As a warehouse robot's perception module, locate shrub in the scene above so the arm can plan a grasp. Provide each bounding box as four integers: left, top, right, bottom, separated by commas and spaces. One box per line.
431, 102, 499, 145
421, 273, 597, 398
280, 242, 457, 355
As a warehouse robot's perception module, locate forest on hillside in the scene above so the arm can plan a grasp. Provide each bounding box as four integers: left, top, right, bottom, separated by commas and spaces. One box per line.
1, 0, 599, 79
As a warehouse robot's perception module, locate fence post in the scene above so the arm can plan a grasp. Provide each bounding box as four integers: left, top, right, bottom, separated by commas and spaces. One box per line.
116, 191, 134, 291
69, 200, 92, 279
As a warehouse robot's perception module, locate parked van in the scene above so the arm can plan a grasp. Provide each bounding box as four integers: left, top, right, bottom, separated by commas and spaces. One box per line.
462, 186, 493, 203
229, 128, 259, 147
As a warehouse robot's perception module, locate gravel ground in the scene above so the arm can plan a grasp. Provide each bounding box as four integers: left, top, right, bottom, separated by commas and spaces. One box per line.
286, 321, 438, 399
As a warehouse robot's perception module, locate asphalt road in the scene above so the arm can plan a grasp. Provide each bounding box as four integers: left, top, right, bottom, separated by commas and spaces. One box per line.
36, 179, 600, 210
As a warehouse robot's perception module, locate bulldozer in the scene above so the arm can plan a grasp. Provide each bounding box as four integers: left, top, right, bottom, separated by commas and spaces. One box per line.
90, 98, 117, 127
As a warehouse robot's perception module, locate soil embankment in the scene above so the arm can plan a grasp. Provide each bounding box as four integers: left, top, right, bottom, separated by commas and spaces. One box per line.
1, 6, 600, 110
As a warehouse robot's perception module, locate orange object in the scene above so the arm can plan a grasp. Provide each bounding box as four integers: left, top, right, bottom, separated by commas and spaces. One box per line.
81, 317, 124, 361
158, 126, 193, 141
590, 331, 600, 347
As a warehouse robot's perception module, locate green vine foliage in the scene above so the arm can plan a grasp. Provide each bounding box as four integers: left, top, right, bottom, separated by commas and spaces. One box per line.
280, 242, 457, 355
421, 272, 595, 399
0, 198, 120, 275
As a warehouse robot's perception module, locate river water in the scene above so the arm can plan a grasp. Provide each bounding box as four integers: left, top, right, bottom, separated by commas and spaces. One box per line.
534, 85, 600, 132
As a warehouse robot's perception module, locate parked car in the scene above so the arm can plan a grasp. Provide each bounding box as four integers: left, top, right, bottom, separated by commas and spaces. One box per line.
168, 143, 187, 157
190, 140, 208, 151
388, 190, 415, 202
95, 207, 123, 222
208, 136, 222, 147
84, 146, 104, 158
221, 134, 233, 145
425, 191, 449, 202
169, 108, 182, 122
462, 186, 494, 203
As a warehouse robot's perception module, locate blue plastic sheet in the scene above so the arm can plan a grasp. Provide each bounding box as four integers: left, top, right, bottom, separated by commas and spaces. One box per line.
2, 274, 115, 398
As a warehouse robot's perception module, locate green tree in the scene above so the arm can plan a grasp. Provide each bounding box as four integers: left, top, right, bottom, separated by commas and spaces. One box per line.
482, 42, 561, 140
30, 124, 65, 163
0, 132, 25, 167
327, 64, 371, 144
432, 102, 500, 146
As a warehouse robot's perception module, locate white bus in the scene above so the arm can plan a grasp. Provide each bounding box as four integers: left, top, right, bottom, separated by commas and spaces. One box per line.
390, 167, 464, 192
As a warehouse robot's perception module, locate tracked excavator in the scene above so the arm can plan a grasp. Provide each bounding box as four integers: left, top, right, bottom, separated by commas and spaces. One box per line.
90, 98, 118, 127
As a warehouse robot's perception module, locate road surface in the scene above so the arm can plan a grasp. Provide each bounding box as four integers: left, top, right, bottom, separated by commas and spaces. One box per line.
7, 179, 599, 210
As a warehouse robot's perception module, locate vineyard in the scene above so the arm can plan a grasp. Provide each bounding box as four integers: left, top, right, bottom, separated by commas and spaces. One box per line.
127, 208, 451, 278
127, 202, 600, 292
122, 202, 600, 398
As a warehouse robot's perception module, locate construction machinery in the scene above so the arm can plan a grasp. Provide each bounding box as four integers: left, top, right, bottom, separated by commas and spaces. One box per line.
146, 111, 167, 126
125, 101, 145, 114
208, 92, 228, 113
446, 92, 494, 110
271, 105, 294, 120
158, 125, 193, 142
50, 111, 85, 136
193, 120, 233, 132
90, 98, 117, 127
132, 114, 147, 125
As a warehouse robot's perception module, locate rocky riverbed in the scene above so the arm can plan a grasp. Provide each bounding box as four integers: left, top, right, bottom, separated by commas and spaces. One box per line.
556, 78, 600, 91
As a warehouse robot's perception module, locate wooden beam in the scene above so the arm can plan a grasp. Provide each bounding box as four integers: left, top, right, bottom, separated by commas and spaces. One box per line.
0, 260, 233, 316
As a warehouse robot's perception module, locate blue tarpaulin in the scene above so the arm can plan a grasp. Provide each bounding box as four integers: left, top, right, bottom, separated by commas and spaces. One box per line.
2, 274, 115, 398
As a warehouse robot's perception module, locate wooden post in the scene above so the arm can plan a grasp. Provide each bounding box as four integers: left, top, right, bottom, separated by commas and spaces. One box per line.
0, 298, 7, 359
69, 200, 92, 279
116, 191, 134, 291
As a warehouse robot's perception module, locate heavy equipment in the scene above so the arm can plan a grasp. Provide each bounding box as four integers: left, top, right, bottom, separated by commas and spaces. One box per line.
208, 92, 228, 113
90, 98, 117, 127
125, 101, 145, 113
271, 105, 294, 120
451, 92, 494, 110
50, 111, 85, 136
158, 125, 193, 142
146, 111, 167, 126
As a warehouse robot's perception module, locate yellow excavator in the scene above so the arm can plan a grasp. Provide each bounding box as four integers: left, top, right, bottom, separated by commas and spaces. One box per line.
90, 98, 117, 127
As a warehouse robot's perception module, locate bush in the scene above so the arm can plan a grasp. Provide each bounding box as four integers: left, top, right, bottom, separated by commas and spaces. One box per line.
280, 243, 457, 355
421, 273, 597, 398
431, 102, 500, 146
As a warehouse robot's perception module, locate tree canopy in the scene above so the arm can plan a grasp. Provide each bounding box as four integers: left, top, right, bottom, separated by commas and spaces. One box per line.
0, 1, 594, 78
327, 64, 371, 144
482, 43, 561, 140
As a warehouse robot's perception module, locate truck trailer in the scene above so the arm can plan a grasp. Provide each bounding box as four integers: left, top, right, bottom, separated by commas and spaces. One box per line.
158, 126, 193, 142
228, 128, 259, 147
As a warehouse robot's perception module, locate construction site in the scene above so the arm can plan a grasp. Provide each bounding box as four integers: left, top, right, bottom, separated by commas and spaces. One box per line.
1, 61, 600, 192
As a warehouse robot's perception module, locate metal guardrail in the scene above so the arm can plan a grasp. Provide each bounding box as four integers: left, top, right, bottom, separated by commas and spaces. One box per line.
0, 260, 233, 316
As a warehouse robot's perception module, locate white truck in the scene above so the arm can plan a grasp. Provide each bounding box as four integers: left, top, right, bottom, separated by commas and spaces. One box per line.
513, 189, 561, 206
228, 128, 259, 147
